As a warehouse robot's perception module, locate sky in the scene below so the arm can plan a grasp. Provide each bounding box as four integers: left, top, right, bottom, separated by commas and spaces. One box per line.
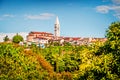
0, 0, 120, 38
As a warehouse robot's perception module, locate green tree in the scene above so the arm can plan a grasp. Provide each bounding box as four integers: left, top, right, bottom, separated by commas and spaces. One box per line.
3, 35, 9, 42
105, 21, 120, 76
63, 42, 72, 46
0, 43, 53, 80
106, 22, 120, 53
12, 33, 23, 43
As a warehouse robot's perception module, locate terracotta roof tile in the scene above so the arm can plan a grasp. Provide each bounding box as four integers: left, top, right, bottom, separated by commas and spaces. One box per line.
30, 31, 53, 35
34, 36, 47, 40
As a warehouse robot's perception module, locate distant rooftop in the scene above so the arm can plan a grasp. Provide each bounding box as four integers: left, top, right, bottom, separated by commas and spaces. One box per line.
30, 31, 53, 35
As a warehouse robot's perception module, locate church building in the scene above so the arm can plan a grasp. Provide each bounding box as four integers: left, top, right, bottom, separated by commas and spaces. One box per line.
26, 16, 107, 45
27, 16, 60, 44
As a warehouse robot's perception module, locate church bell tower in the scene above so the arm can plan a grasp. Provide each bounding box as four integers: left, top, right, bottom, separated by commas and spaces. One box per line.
54, 16, 60, 39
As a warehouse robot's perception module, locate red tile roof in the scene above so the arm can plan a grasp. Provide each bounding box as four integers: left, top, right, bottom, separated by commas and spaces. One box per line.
63, 37, 71, 40
28, 34, 34, 36
72, 38, 80, 40
34, 36, 48, 40
30, 31, 53, 35
63, 37, 80, 41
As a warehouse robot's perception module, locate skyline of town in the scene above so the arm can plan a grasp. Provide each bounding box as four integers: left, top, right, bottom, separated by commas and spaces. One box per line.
0, 0, 120, 38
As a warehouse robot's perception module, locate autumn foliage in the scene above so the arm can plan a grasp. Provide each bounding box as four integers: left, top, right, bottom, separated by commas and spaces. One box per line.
0, 22, 120, 79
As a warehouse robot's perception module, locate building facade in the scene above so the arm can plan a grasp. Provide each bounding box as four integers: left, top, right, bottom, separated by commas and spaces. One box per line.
27, 31, 53, 44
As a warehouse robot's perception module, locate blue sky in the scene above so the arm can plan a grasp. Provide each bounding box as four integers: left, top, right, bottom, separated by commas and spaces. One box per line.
0, 0, 120, 37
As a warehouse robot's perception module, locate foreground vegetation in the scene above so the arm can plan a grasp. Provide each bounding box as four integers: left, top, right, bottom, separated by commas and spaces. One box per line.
0, 22, 120, 80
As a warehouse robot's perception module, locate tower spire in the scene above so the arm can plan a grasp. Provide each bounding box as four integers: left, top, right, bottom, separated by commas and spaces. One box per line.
54, 16, 60, 39
55, 16, 59, 24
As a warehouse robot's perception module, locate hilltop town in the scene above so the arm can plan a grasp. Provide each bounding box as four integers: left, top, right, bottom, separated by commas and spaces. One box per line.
26, 16, 107, 46
0, 16, 107, 46
1, 0, 120, 79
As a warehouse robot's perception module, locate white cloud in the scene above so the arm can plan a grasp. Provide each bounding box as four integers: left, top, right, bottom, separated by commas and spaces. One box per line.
114, 13, 120, 19
40, 13, 55, 17
96, 5, 120, 19
96, 5, 120, 13
114, 8, 120, 19
102, 0, 109, 2
110, 5, 120, 10
96, 0, 120, 19
112, 0, 120, 4
25, 13, 55, 20
96, 5, 110, 13
0, 14, 15, 20
3, 14, 15, 18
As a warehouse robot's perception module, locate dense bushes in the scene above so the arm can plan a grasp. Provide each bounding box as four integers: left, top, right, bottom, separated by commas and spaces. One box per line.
0, 43, 51, 79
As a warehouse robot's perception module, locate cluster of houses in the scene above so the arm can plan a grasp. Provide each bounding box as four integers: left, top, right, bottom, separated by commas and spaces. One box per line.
26, 31, 107, 46
1, 16, 107, 47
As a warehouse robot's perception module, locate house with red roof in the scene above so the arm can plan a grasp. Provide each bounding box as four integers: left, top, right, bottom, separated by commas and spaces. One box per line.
27, 31, 53, 44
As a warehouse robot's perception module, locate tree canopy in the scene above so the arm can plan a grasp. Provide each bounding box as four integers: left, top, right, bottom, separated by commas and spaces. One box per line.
106, 22, 120, 52
12, 33, 24, 43
3, 35, 9, 42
